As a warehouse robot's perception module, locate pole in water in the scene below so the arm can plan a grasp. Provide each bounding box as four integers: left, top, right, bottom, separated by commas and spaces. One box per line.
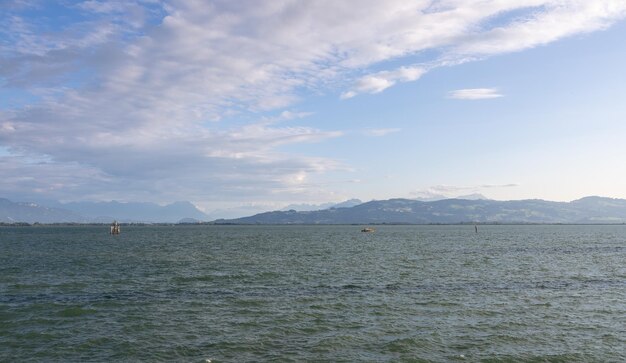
475, 225, 478, 233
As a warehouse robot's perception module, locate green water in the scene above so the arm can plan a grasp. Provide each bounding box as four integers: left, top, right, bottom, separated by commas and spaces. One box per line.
1, 225, 625, 362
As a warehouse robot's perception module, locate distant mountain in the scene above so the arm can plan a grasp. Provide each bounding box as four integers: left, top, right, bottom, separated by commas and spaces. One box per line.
0, 198, 209, 223
569, 196, 626, 222
281, 199, 363, 212
330, 199, 363, 209
58, 200, 209, 223
456, 193, 489, 200
203, 205, 275, 221
280, 202, 334, 212
0, 198, 88, 223
5, 196, 626, 224
215, 196, 626, 224
413, 193, 488, 201
412, 194, 447, 201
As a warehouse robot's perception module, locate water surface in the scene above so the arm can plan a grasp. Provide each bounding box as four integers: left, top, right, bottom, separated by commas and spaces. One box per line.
1, 225, 625, 361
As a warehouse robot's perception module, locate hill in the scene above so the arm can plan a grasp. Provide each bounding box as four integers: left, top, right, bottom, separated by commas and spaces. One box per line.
215, 196, 626, 224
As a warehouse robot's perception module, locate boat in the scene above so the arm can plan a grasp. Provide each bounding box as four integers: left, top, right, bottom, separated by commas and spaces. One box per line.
110, 220, 121, 235
361, 227, 375, 233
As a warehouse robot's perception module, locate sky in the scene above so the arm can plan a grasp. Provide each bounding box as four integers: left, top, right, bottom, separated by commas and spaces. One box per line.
2, 0, 626, 216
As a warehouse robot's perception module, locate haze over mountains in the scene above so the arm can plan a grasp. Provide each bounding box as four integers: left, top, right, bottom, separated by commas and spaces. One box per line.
0, 198, 365, 223
3, 196, 626, 224
0, 198, 208, 224
0, 198, 88, 224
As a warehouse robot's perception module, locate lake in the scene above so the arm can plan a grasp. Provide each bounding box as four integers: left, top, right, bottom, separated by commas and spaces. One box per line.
1, 225, 625, 362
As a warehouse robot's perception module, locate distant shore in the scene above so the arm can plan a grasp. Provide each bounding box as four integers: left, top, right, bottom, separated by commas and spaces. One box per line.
2, 222, 626, 227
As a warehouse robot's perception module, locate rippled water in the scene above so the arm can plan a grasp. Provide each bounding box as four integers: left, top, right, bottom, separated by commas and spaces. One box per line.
1, 225, 625, 362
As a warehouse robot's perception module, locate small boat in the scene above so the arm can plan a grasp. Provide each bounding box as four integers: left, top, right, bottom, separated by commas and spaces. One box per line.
361, 227, 375, 233
110, 220, 121, 235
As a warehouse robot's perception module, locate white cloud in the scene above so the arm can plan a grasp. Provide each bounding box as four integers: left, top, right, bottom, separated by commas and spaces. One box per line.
342, 66, 426, 98
77, 1, 128, 14
363, 128, 402, 137
480, 183, 520, 188
259, 110, 314, 125
448, 88, 504, 100
429, 184, 519, 193
453, 1, 626, 56
1, 1, 625, 205
341, 0, 626, 98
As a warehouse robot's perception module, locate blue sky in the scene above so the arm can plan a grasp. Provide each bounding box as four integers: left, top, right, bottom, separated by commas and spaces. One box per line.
1, 1, 626, 216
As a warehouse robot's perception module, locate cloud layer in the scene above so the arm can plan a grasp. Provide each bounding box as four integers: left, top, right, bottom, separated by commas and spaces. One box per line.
448, 88, 504, 100
1, 0, 625, 206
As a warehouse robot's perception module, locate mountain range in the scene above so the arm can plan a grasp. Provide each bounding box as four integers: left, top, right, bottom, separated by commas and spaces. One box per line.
215, 196, 626, 224
280, 199, 363, 212
3, 196, 626, 224
0, 198, 208, 223
0, 198, 89, 224
0, 198, 365, 224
